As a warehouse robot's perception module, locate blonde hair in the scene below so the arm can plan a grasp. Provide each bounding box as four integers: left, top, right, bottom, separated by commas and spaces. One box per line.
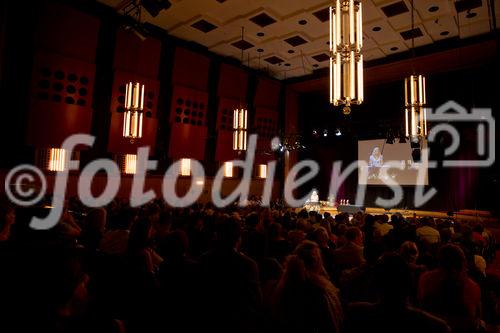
274, 240, 343, 331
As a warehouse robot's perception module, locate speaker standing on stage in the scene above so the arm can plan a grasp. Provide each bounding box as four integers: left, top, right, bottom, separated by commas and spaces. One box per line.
369, 146, 384, 167
368, 146, 384, 179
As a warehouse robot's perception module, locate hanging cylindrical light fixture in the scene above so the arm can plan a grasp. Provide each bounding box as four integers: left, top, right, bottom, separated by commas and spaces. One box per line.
123, 81, 145, 140
404, 75, 427, 138
404, 0, 427, 140
329, 0, 363, 115
233, 108, 247, 151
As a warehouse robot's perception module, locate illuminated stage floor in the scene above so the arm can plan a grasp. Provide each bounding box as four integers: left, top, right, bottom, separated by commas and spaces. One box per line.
305, 205, 498, 224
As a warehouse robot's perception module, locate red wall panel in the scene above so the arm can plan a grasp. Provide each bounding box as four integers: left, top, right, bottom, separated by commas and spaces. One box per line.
27, 51, 95, 147
35, 3, 100, 63
254, 77, 281, 109
169, 86, 208, 125
254, 107, 278, 164
217, 64, 248, 100
171, 47, 210, 91
27, 102, 93, 148
168, 85, 209, 160
113, 29, 162, 79
253, 77, 281, 164
216, 98, 237, 131
285, 88, 299, 134
107, 70, 159, 154
168, 123, 208, 160
285, 88, 299, 173
27, 3, 99, 148
215, 98, 239, 162
109, 28, 162, 155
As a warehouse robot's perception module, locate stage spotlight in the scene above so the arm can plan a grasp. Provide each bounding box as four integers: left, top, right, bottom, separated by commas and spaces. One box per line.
323, 129, 328, 137
335, 129, 342, 136
312, 129, 319, 138
141, 0, 171, 17
122, 16, 149, 41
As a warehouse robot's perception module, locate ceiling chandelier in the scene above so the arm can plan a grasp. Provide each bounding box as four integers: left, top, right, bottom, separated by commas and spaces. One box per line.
233, 108, 247, 151
123, 81, 145, 141
329, 0, 364, 115
232, 27, 248, 152
404, 0, 427, 140
404, 74, 427, 139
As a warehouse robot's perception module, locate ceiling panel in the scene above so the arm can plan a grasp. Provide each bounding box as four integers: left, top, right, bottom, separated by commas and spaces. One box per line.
364, 19, 404, 43
99, 0, 496, 79
423, 14, 459, 41
415, 0, 454, 21
364, 47, 386, 61
379, 40, 410, 55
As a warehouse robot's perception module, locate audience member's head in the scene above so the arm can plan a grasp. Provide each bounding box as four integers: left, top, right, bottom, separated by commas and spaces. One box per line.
297, 209, 309, 219
400, 241, 419, 264
128, 217, 153, 253
296, 218, 311, 232
335, 223, 348, 238
319, 219, 332, 234
269, 222, 284, 240
421, 217, 436, 228
374, 253, 412, 303
112, 207, 137, 231
159, 230, 189, 260
391, 212, 405, 227
84, 208, 106, 233
216, 217, 241, 249
282, 240, 328, 284
363, 214, 375, 228
345, 226, 363, 246
245, 212, 259, 229
288, 229, 306, 250
437, 244, 466, 276
311, 226, 329, 248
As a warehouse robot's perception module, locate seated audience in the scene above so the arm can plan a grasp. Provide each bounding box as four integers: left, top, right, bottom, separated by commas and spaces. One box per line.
416, 217, 441, 245
332, 227, 365, 272
199, 217, 262, 333
345, 253, 451, 333
99, 208, 136, 256
418, 244, 482, 333
273, 240, 343, 333
1, 197, 498, 333
373, 214, 393, 238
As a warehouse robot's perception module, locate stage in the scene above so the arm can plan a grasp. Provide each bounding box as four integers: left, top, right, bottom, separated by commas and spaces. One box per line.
302, 204, 498, 224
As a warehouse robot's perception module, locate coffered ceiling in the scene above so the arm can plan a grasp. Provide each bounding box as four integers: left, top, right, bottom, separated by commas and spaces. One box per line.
99, 0, 499, 79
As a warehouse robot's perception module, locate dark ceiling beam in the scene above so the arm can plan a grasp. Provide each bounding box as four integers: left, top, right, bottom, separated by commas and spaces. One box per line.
287, 37, 499, 93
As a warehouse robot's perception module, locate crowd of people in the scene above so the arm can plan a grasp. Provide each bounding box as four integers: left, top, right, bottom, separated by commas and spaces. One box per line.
0, 196, 499, 333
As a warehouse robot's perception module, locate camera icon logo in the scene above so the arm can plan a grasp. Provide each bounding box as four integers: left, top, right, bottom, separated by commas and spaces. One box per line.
426, 100, 495, 167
